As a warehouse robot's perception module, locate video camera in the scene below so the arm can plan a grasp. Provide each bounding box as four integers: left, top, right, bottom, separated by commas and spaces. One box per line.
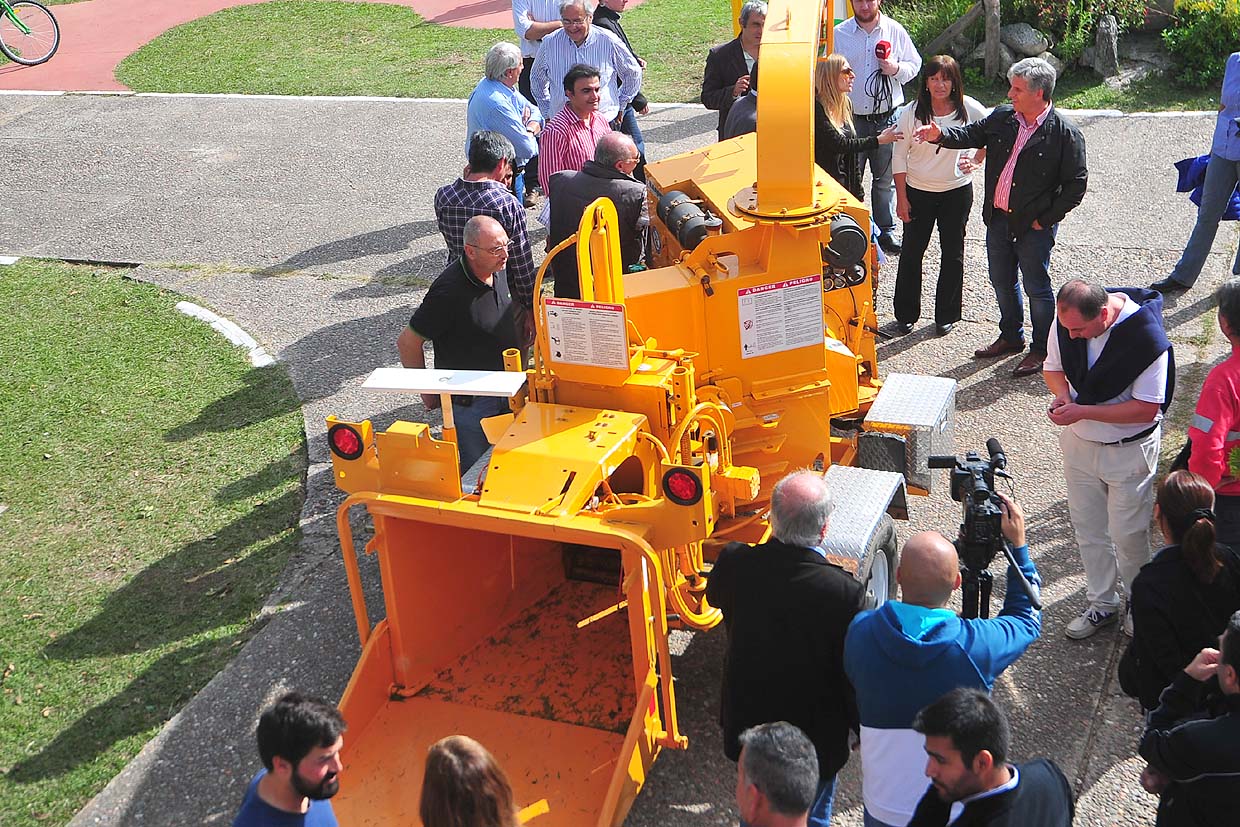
929, 439, 1041, 619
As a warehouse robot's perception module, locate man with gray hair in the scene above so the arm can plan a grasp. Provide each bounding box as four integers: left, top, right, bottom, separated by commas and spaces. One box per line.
702, 0, 765, 141
916, 57, 1088, 379
529, 0, 642, 126
735, 722, 820, 827
706, 470, 865, 827
466, 42, 543, 206
546, 131, 647, 298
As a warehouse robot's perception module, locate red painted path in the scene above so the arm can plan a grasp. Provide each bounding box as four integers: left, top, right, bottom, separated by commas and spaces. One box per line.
0, 0, 648, 92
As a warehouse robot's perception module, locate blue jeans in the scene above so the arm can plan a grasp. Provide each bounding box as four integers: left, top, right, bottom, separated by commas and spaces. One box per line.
808, 775, 837, 827
985, 211, 1058, 355
854, 114, 898, 233
1169, 153, 1240, 287
617, 104, 647, 182
451, 395, 508, 476
513, 166, 527, 205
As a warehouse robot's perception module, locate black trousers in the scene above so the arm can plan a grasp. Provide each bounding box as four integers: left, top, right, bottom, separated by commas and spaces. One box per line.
518, 57, 541, 191
893, 183, 973, 326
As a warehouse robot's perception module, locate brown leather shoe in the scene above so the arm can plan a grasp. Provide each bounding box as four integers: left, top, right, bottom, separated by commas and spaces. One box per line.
1011, 353, 1045, 377
973, 337, 1024, 359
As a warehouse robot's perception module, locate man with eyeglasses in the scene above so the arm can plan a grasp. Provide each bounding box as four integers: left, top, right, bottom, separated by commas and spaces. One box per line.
702, 0, 764, 142
434, 130, 536, 309
834, 0, 921, 255
398, 215, 529, 475
546, 132, 648, 298
530, 0, 641, 129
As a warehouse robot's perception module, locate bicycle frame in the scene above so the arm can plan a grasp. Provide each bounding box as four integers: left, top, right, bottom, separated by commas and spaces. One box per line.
1, 3, 34, 36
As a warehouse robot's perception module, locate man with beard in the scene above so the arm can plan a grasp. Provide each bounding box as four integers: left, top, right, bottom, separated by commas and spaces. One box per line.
907, 689, 1073, 826
233, 692, 347, 826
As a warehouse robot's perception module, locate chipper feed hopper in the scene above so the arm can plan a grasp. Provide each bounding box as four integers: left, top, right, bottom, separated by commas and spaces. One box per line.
321, 1, 954, 824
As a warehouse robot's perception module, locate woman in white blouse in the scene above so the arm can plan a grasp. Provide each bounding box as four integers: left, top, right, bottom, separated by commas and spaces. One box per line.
891, 55, 989, 335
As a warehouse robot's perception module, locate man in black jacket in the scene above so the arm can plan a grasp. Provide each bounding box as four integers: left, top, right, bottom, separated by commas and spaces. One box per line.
701, 0, 764, 141
547, 132, 647, 298
705, 470, 863, 827
908, 688, 1074, 826
915, 57, 1088, 378
1139, 612, 1240, 826
592, 0, 648, 180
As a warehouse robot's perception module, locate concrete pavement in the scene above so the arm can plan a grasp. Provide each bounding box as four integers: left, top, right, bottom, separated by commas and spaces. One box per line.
2, 91, 1237, 827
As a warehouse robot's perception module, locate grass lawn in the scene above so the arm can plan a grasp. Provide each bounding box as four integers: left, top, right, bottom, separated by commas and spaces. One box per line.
117, 0, 731, 101
0, 261, 305, 827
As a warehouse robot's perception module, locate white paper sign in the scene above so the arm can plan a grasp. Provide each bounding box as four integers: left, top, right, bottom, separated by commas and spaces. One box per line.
544, 298, 629, 370
737, 275, 823, 359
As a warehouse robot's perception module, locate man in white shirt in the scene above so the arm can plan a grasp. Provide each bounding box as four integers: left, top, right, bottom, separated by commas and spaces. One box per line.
834, 0, 921, 254
1043, 279, 1174, 640
512, 0, 564, 192
529, 0, 641, 126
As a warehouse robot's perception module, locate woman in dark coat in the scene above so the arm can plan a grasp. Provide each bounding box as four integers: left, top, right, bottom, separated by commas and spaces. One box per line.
813, 53, 901, 200
1121, 470, 1240, 710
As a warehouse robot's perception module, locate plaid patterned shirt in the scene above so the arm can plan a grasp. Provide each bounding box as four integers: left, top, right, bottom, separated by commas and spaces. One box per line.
434, 177, 535, 307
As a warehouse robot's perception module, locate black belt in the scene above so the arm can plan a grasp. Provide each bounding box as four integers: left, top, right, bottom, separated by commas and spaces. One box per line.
858, 110, 894, 123
1101, 423, 1159, 446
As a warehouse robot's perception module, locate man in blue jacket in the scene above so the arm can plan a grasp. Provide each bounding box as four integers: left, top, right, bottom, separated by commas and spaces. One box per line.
844, 493, 1041, 827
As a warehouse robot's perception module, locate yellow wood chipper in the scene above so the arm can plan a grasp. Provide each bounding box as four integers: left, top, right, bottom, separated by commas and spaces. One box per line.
322, 1, 955, 824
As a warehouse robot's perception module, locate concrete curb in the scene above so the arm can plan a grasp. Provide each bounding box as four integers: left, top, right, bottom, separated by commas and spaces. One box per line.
0, 89, 1217, 118
174, 301, 275, 367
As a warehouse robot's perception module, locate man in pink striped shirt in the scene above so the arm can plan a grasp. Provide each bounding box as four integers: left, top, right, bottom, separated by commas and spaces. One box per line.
538, 64, 612, 195
915, 57, 1088, 377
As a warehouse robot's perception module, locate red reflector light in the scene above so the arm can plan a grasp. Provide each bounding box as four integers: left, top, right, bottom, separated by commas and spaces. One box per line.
328, 424, 365, 460
663, 468, 703, 506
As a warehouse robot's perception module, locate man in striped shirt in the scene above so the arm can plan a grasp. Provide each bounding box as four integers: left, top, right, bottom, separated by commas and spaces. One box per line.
537, 64, 611, 196
915, 57, 1087, 378
529, 0, 641, 125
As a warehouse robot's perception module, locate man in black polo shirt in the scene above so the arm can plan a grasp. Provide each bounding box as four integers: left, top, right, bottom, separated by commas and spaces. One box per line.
397, 215, 525, 474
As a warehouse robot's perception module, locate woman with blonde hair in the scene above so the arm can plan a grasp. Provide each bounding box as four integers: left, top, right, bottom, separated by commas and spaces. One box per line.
419, 735, 520, 827
814, 53, 901, 202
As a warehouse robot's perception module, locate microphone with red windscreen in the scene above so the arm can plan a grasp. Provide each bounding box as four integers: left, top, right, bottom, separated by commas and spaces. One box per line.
875, 40, 892, 60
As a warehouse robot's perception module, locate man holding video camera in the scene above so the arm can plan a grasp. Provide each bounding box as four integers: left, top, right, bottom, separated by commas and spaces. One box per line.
844, 493, 1041, 827
1044, 279, 1173, 640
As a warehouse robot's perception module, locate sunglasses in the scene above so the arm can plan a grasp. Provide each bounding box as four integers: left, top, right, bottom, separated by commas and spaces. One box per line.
842, 67, 856, 77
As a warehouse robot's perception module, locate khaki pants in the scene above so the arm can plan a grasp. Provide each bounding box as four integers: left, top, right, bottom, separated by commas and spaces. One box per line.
1060, 427, 1159, 611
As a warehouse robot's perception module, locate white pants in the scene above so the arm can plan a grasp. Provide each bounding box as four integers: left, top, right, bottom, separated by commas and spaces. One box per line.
1059, 427, 1159, 610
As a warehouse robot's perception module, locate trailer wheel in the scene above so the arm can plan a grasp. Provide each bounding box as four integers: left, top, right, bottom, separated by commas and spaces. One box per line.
858, 514, 898, 610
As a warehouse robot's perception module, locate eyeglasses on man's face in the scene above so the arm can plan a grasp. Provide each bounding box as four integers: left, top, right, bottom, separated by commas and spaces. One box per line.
468, 240, 513, 255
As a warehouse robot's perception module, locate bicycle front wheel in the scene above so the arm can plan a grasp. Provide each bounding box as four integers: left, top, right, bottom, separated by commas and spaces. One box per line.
0, 1, 60, 66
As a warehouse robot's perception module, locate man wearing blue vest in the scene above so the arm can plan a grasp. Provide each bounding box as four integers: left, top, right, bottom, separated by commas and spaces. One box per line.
1043, 279, 1175, 640
844, 495, 1041, 827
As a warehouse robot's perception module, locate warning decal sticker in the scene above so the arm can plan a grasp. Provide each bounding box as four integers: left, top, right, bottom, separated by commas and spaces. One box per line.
544, 298, 629, 370
737, 275, 823, 359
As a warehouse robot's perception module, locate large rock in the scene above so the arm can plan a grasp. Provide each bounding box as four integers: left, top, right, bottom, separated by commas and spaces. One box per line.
950, 34, 973, 61
1094, 14, 1120, 77
968, 41, 1016, 79
1039, 51, 1065, 76
1000, 22, 1050, 57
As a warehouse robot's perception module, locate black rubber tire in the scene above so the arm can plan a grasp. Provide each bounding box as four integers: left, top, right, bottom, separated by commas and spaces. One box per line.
0, 1, 60, 66
857, 514, 899, 610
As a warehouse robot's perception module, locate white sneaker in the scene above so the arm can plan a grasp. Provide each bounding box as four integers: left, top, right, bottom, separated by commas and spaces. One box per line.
1065, 606, 1118, 639
1122, 607, 1134, 637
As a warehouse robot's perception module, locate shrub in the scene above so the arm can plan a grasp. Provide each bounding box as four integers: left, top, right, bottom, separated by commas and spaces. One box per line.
882, 0, 982, 53
1162, 0, 1240, 88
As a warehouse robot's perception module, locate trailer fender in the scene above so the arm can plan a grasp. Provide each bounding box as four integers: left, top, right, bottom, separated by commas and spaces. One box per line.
819, 465, 907, 608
